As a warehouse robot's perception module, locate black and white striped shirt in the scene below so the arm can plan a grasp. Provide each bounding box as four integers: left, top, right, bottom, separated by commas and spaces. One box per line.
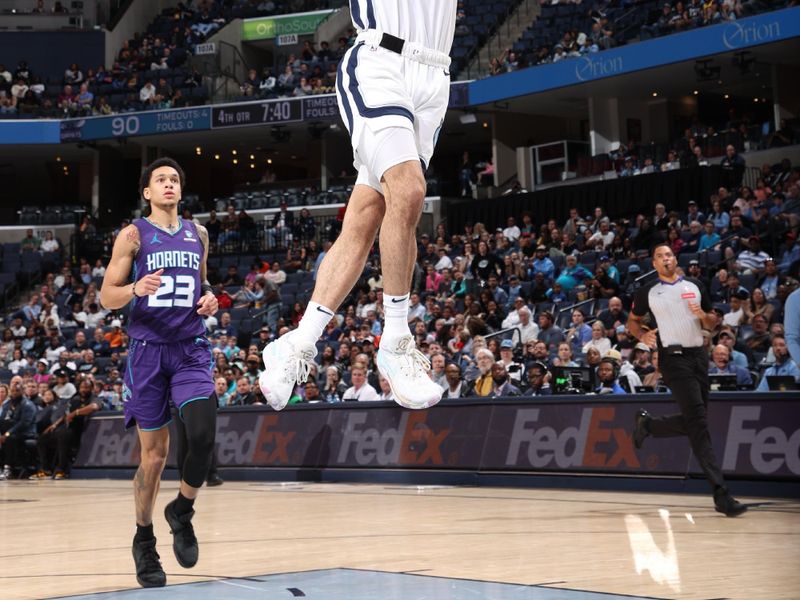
632, 276, 711, 348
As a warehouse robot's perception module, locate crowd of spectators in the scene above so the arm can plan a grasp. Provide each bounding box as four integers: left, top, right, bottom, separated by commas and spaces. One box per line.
0, 0, 348, 118
490, 0, 791, 77
236, 34, 355, 101
1, 155, 798, 479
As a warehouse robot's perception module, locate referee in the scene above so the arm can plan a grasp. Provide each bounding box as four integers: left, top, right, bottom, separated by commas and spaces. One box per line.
627, 243, 746, 517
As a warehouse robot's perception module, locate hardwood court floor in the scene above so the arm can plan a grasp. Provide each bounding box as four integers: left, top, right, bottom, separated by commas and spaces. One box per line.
0, 479, 797, 600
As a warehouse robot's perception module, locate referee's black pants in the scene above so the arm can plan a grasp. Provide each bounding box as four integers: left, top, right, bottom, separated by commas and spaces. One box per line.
649, 347, 726, 491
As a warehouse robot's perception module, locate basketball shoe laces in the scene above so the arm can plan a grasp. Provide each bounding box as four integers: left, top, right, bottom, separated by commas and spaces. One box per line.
283, 346, 315, 385
138, 539, 162, 571
392, 336, 432, 377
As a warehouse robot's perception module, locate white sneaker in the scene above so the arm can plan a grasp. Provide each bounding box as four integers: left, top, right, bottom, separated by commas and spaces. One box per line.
0, 466, 10, 481
376, 335, 443, 410
259, 331, 317, 411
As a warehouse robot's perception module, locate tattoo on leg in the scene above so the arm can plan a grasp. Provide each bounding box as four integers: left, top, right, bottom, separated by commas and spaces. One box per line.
134, 465, 146, 491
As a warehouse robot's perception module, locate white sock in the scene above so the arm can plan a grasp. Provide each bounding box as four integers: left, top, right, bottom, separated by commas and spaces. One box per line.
382, 293, 411, 344
294, 301, 335, 344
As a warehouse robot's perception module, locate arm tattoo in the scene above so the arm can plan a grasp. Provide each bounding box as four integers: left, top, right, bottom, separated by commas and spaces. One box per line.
125, 226, 141, 257
197, 224, 208, 250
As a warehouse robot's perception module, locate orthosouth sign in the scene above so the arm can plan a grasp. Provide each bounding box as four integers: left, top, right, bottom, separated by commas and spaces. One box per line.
242, 9, 334, 41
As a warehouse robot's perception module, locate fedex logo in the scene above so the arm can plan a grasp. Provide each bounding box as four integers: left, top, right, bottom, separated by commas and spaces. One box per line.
216, 414, 296, 465
506, 408, 639, 469
85, 419, 140, 465
337, 412, 450, 466
722, 406, 800, 475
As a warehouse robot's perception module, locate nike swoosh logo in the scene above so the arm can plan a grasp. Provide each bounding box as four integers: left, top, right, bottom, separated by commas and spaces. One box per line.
316, 306, 334, 316
390, 296, 409, 303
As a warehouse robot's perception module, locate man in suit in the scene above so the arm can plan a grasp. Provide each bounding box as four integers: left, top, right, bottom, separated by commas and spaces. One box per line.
490, 362, 521, 397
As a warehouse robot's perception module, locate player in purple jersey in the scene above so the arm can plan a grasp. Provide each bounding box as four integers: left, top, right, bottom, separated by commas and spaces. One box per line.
99, 158, 219, 588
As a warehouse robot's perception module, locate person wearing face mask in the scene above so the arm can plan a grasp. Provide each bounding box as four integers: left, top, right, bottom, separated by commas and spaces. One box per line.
708, 344, 752, 386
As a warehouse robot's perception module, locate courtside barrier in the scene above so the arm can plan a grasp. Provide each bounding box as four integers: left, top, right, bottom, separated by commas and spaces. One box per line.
76, 393, 799, 481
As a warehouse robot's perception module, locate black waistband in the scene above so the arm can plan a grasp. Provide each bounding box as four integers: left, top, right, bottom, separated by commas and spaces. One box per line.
379, 32, 405, 54
659, 344, 705, 355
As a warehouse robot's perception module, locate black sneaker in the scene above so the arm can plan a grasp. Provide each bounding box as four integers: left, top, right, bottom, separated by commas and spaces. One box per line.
633, 409, 651, 450
132, 536, 166, 588
206, 473, 224, 487
164, 499, 198, 568
714, 488, 748, 517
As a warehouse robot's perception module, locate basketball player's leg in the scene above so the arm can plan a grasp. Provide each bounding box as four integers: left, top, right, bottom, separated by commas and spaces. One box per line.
379, 159, 426, 297
371, 71, 449, 408
135, 427, 170, 528
123, 339, 169, 585
309, 184, 385, 310
259, 184, 384, 410
132, 425, 169, 588
373, 150, 443, 409
166, 338, 217, 568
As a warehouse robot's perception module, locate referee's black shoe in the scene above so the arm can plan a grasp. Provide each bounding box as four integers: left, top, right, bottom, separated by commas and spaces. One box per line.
132, 536, 167, 588
206, 472, 224, 487
633, 409, 651, 450
164, 499, 199, 568
714, 487, 748, 517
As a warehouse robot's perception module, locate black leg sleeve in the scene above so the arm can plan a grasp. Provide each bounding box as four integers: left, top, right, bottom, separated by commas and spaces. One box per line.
173, 409, 188, 480
179, 398, 217, 488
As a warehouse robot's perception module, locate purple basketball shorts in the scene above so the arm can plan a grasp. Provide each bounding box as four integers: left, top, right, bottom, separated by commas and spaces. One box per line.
122, 336, 214, 430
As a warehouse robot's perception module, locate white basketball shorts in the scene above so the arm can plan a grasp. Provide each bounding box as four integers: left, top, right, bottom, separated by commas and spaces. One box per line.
335, 30, 451, 193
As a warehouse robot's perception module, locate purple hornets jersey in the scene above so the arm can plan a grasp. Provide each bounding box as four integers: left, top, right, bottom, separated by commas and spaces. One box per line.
127, 218, 206, 343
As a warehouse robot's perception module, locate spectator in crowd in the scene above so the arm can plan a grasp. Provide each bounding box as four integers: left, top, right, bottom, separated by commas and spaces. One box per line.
321, 366, 347, 403
708, 344, 753, 386
267, 201, 294, 249
0, 378, 37, 479
342, 364, 379, 401
595, 357, 627, 394
523, 361, 552, 395
31, 378, 101, 479
537, 311, 565, 351
718, 326, 749, 369
139, 80, 156, 105
489, 362, 521, 397
52, 369, 76, 400
228, 377, 258, 406
756, 335, 800, 391
20, 229, 41, 253
697, 220, 722, 252
597, 297, 628, 337
582, 321, 611, 356
468, 348, 496, 397
442, 363, 467, 398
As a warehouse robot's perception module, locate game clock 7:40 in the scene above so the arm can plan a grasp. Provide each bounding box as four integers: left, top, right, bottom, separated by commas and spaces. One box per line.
211, 100, 302, 129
